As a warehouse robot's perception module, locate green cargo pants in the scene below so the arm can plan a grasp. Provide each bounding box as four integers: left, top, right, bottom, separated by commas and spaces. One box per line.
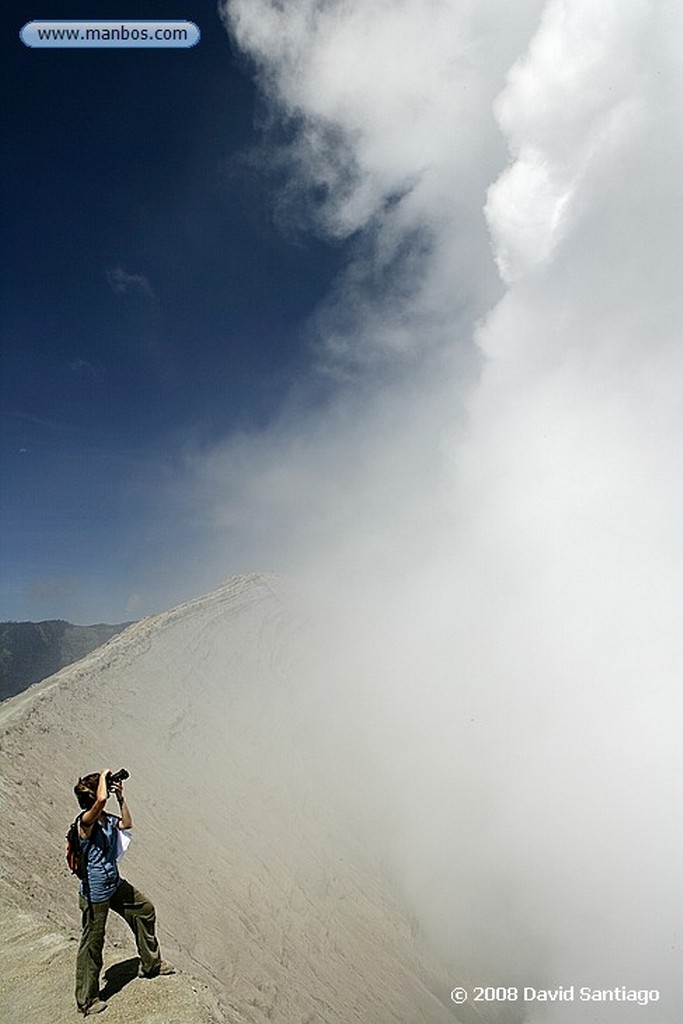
75, 878, 161, 1012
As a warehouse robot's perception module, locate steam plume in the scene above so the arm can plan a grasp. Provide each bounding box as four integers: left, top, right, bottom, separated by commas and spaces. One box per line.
195, 1, 683, 1017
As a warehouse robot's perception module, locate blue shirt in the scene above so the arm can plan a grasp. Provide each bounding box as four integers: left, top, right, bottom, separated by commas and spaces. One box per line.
79, 812, 121, 902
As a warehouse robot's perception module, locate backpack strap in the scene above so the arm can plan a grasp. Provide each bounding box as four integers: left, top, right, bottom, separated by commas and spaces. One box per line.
78, 812, 97, 919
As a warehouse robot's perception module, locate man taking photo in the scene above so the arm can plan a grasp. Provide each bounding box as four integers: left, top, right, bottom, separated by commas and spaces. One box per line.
72, 768, 175, 1016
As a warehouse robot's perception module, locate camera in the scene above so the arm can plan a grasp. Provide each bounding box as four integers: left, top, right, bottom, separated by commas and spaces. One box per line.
106, 768, 129, 791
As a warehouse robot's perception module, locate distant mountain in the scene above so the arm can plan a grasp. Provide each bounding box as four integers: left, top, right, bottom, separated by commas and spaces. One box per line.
0, 619, 133, 701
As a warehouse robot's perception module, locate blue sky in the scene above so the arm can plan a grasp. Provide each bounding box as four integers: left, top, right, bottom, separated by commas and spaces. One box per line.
1, 2, 345, 622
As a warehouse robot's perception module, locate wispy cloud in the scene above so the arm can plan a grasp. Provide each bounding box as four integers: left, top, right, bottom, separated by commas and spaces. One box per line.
70, 357, 104, 381
106, 266, 155, 298
125, 592, 143, 616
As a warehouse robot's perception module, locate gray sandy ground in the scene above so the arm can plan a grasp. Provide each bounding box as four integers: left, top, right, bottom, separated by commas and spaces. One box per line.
0, 574, 504, 1024
0, 907, 222, 1023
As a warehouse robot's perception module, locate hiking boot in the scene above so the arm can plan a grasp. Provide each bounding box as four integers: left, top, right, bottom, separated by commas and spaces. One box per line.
82, 1000, 108, 1015
138, 959, 176, 978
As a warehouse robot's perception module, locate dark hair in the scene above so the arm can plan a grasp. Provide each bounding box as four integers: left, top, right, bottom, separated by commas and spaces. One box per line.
74, 772, 100, 810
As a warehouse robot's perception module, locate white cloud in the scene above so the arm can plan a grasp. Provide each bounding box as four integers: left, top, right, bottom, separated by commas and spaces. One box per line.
186, 1, 683, 1012
222, 0, 546, 372
485, 0, 653, 282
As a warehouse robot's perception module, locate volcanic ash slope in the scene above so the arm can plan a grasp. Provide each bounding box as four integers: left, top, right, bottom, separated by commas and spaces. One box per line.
0, 574, 471, 1024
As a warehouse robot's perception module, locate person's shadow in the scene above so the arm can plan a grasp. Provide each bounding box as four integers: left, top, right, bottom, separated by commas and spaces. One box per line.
100, 957, 140, 1001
